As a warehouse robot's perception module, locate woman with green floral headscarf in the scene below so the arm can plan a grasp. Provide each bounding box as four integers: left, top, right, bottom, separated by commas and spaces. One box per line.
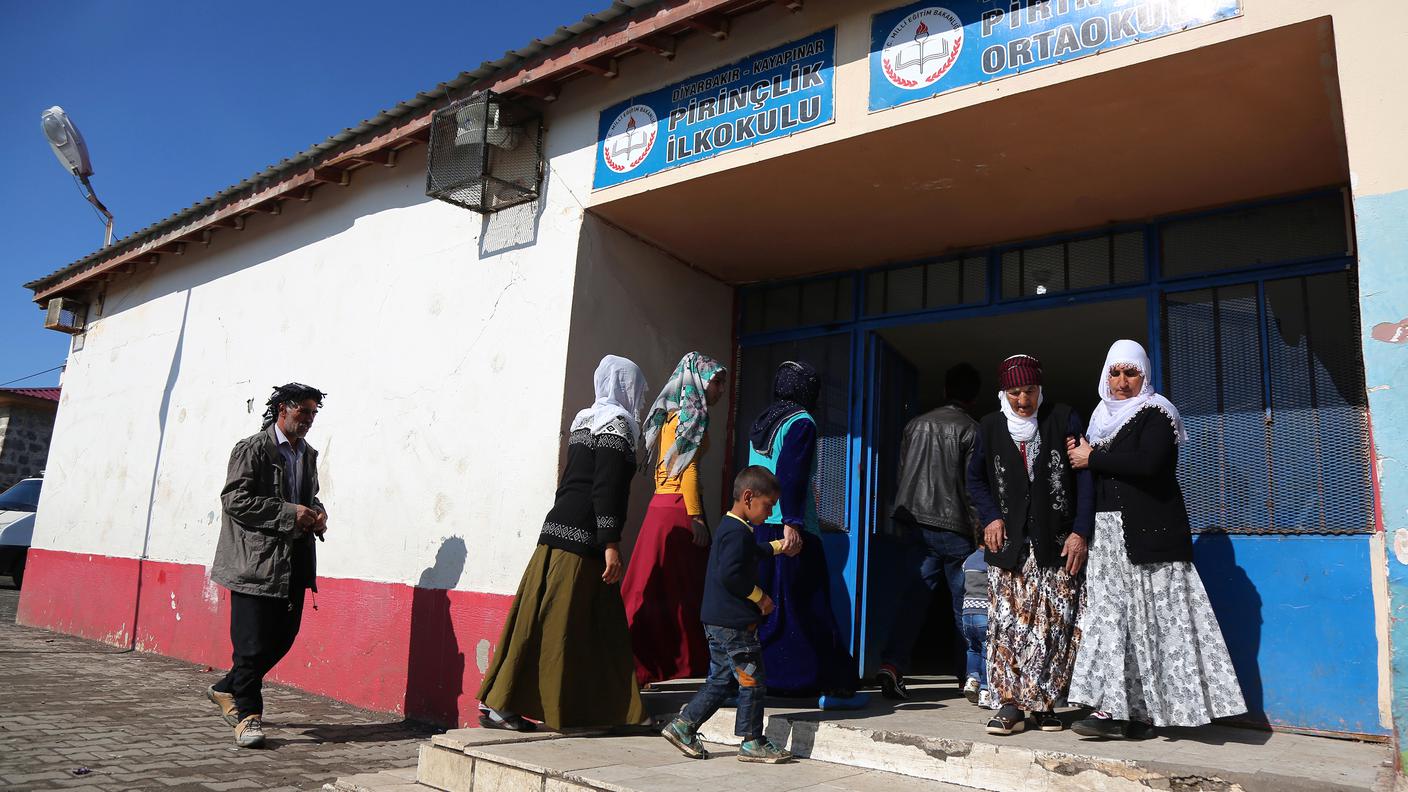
621, 352, 729, 685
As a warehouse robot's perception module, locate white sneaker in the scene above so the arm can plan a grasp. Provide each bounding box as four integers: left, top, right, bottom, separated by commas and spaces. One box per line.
957, 670, 979, 701
977, 689, 994, 709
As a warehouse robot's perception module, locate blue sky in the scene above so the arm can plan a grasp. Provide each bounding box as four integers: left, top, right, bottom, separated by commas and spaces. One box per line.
0, 0, 607, 387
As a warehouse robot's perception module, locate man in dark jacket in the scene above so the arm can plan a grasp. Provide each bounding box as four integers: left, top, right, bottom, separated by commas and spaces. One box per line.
878, 363, 981, 700
207, 383, 328, 748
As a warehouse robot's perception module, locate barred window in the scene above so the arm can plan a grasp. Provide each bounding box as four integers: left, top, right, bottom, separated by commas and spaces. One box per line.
741, 275, 853, 335
1000, 230, 1144, 298
733, 334, 851, 533
1161, 192, 1349, 278
864, 256, 986, 316
1163, 271, 1372, 534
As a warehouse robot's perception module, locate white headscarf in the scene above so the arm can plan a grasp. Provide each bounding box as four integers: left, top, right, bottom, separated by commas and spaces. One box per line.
571, 355, 649, 449
998, 387, 1043, 443
1087, 340, 1187, 448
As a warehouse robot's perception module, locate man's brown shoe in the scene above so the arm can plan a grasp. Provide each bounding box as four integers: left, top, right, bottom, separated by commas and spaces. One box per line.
234, 714, 265, 748
206, 686, 239, 727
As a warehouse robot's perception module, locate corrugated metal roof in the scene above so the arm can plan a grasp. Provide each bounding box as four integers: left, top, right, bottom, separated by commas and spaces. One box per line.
0, 388, 61, 403
24, 0, 660, 293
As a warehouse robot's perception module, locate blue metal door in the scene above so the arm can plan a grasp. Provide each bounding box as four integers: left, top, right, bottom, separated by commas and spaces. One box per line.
853, 333, 919, 677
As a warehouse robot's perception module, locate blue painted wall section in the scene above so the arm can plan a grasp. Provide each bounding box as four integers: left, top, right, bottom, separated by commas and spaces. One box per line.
1353, 188, 1408, 760
1194, 534, 1383, 735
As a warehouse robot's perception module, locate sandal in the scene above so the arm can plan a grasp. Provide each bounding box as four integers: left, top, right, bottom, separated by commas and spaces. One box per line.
1035, 711, 1063, 732
478, 708, 538, 732
985, 704, 1026, 736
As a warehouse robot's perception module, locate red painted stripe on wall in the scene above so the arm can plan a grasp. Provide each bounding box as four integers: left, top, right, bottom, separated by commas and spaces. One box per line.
17, 548, 513, 727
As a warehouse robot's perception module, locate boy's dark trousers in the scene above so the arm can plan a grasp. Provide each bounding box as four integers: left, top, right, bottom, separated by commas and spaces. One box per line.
679, 624, 766, 738
212, 588, 306, 718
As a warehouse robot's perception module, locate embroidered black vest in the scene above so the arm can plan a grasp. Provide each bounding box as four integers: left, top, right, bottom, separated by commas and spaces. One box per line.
978, 402, 1077, 571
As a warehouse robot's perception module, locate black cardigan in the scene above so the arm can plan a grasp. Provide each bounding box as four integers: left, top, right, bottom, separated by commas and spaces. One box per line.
1089, 405, 1193, 564
537, 417, 635, 558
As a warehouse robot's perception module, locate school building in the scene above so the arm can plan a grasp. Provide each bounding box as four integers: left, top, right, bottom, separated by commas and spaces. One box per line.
18, 0, 1408, 766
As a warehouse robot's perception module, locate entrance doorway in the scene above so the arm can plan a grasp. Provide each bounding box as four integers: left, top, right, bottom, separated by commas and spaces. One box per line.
859, 299, 1148, 680
727, 189, 1381, 734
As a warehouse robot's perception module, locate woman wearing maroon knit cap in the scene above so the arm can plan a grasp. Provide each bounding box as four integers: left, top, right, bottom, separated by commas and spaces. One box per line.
965, 354, 1093, 735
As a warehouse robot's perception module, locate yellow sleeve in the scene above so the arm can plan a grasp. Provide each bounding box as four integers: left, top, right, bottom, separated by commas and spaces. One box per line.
680, 440, 703, 516
768, 540, 785, 555
747, 586, 765, 603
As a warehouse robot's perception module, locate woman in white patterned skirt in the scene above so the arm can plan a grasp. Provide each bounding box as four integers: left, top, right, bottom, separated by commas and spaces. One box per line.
1064, 340, 1245, 740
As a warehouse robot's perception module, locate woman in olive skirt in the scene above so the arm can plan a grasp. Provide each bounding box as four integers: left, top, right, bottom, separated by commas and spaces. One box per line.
476, 355, 650, 731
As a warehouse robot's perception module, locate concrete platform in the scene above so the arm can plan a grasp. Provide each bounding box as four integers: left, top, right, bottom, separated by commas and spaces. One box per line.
333, 677, 1394, 792
676, 677, 1393, 792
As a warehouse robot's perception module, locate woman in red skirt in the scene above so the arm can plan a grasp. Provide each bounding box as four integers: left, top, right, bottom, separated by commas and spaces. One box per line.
622, 352, 729, 685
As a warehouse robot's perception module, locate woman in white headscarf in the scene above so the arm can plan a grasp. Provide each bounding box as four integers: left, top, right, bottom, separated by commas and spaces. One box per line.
477, 355, 650, 731
1065, 340, 1245, 740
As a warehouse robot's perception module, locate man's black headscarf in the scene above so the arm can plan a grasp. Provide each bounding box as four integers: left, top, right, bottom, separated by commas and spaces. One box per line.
261, 382, 326, 430
749, 361, 820, 453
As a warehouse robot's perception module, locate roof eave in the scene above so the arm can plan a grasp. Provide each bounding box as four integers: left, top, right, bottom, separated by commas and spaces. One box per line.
28, 0, 790, 303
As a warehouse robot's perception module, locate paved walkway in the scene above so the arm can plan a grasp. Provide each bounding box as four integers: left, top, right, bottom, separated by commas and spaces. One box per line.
0, 581, 438, 792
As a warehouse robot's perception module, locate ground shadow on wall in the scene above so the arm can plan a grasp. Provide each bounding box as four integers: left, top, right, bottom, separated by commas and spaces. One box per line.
1193, 531, 1267, 727
404, 537, 468, 726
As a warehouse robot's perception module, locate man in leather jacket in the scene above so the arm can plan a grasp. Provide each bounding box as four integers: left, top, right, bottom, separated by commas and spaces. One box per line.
877, 364, 981, 700
207, 383, 328, 748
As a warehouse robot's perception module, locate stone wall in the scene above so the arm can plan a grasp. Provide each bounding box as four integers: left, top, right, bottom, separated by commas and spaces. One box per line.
0, 403, 57, 490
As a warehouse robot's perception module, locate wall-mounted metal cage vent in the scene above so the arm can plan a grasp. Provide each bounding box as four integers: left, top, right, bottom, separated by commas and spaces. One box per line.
426, 92, 543, 213
43, 297, 87, 334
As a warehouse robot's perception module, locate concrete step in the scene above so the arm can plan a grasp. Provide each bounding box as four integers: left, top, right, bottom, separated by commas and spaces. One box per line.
687, 697, 1391, 792
333, 679, 1393, 792
411, 733, 978, 792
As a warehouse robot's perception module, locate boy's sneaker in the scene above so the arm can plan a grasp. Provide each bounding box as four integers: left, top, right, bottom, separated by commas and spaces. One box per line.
977, 689, 994, 709
962, 677, 981, 703
233, 714, 265, 748
661, 718, 709, 759
738, 737, 794, 764
206, 685, 239, 726
877, 664, 908, 700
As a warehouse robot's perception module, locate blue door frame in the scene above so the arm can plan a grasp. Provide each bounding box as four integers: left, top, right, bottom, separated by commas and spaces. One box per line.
732, 188, 1386, 736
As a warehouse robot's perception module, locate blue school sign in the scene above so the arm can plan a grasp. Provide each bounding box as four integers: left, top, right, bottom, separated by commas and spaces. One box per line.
869, 0, 1241, 112
593, 28, 835, 190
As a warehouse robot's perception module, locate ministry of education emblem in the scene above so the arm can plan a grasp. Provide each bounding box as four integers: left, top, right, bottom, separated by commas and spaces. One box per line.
602, 105, 658, 173
881, 7, 964, 89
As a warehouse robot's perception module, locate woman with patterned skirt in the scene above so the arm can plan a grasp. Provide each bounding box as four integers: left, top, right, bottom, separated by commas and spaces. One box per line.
1065, 340, 1245, 739
748, 361, 860, 699
966, 354, 1093, 735
621, 352, 729, 685
476, 355, 649, 731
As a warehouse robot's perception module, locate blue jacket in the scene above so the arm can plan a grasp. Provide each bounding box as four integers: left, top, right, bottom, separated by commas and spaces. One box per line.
700, 514, 776, 630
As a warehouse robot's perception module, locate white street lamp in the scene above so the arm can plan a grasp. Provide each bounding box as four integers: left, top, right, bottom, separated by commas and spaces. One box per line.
41, 105, 114, 247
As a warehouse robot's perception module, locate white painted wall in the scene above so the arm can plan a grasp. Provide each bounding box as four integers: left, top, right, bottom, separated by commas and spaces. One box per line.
561, 215, 735, 560
33, 110, 611, 595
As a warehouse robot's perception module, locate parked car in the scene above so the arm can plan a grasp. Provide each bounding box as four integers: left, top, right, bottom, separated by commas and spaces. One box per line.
0, 477, 40, 588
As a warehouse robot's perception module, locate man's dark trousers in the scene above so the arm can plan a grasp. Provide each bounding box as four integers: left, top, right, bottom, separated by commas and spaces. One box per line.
213, 587, 306, 718
880, 526, 974, 674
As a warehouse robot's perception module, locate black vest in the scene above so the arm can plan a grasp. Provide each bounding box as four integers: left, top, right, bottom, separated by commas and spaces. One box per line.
978, 403, 1078, 571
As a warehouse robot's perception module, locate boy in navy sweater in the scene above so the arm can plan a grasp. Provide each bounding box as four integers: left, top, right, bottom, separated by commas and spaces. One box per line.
662, 466, 800, 763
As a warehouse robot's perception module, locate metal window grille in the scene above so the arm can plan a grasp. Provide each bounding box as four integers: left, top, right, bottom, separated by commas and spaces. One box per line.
1161, 191, 1349, 278
734, 334, 852, 532
426, 92, 543, 213
864, 256, 986, 316
1000, 230, 1144, 298
1163, 271, 1372, 534
740, 275, 853, 335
